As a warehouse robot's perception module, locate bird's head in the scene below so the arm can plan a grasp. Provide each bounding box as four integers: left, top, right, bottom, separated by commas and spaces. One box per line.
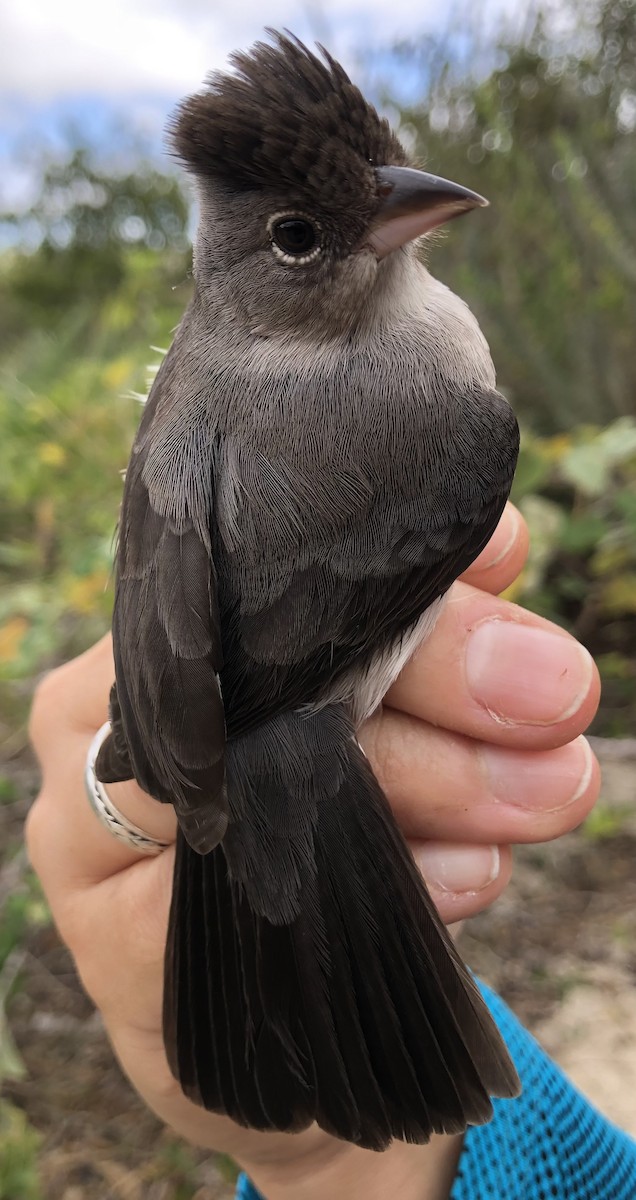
171, 32, 487, 338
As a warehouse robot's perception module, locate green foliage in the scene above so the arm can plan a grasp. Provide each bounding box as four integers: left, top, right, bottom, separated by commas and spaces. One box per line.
583, 802, 633, 840
510, 417, 636, 732
0, 154, 189, 717
396, 0, 636, 431
0, 0, 634, 736
0, 871, 49, 973
215, 1153, 241, 1184
0, 777, 18, 806
0, 1101, 41, 1200
0, 157, 191, 719
151, 1140, 206, 1197
1, 147, 190, 347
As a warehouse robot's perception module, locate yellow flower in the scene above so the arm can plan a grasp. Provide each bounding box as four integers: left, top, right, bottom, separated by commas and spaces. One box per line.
38, 442, 67, 467
65, 570, 110, 615
103, 358, 132, 389
0, 616, 28, 663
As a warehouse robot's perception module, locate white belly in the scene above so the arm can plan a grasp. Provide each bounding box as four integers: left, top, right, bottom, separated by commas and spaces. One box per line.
319, 596, 446, 727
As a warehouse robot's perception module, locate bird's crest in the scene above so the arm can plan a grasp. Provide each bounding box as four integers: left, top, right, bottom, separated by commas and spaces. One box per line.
170, 31, 407, 211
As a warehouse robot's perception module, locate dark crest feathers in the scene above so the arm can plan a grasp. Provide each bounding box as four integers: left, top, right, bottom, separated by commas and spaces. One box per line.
169, 31, 407, 208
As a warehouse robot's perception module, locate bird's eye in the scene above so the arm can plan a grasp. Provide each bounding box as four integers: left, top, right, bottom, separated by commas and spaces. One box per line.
270, 216, 320, 263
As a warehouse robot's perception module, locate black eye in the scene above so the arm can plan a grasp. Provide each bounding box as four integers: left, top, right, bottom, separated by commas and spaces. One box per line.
271, 217, 318, 258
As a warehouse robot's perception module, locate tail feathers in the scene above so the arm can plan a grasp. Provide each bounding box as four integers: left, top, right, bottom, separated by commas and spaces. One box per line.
166, 837, 316, 1132
318, 747, 519, 1128
164, 707, 519, 1150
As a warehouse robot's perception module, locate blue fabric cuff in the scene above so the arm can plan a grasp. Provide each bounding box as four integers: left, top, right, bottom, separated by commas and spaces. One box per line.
235, 983, 636, 1200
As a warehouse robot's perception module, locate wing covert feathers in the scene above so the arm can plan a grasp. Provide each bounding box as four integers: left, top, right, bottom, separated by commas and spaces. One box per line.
96, 437, 227, 854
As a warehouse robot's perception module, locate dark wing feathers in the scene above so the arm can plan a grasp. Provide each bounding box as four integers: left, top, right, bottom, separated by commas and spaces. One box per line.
100, 332, 518, 849
96, 372, 227, 854
219, 386, 518, 732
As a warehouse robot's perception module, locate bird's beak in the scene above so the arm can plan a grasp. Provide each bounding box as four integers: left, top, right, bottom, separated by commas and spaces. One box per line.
368, 165, 488, 260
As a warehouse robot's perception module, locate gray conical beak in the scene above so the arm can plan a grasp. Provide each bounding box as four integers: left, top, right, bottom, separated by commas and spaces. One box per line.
368, 165, 488, 259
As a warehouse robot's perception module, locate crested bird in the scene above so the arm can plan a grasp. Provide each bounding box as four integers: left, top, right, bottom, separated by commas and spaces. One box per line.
97, 31, 521, 1149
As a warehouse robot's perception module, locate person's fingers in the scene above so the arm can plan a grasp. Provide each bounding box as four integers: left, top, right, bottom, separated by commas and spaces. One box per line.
360, 709, 600, 845
29, 582, 601, 895
30, 635, 116, 738
25, 504, 535, 892
29, 814, 512, 1039
28, 640, 176, 887
459, 503, 529, 595
26, 808, 176, 1031
414, 842, 513, 923
385, 582, 601, 749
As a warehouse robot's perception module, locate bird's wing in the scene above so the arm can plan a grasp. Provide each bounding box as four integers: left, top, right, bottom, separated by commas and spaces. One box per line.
217, 382, 519, 732
96, 346, 227, 854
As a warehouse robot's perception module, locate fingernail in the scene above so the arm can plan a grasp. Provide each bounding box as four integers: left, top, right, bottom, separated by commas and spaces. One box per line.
414, 844, 500, 894
481, 735, 594, 811
466, 621, 594, 725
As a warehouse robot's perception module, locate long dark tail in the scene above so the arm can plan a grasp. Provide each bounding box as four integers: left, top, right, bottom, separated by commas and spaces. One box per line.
163, 705, 519, 1150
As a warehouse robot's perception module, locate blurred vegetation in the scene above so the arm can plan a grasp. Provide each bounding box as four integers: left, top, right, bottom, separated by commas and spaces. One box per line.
0, 1100, 41, 1200
0, 0, 634, 1188
510, 418, 636, 733
0, 151, 194, 1186
0, 149, 192, 726
0, 0, 634, 742
397, 0, 636, 431
0, 893, 46, 1200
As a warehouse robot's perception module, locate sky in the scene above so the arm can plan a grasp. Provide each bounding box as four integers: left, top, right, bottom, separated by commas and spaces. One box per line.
0, 0, 533, 213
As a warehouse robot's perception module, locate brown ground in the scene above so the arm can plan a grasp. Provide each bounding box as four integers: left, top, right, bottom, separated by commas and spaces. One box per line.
1, 737, 635, 1197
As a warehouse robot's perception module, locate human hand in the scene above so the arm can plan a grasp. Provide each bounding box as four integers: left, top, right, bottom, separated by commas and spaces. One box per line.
27, 502, 600, 1200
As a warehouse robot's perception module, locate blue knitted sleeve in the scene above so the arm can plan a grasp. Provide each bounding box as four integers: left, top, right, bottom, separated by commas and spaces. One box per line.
235, 983, 636, 1200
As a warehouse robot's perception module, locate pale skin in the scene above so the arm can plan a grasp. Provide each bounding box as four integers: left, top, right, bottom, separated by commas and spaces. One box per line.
27, 503, 601, 1200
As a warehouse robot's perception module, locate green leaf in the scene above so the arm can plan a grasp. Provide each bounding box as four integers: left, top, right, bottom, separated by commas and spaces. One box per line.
559, 513, 608, 554
597, 418, 636, 465
0, 953, 26, 1084
511, 441, 551, 498
560, 443, 610, 496
0, 1100, 41, 1200
518, 495, 564, 593
597, 652, 633, 681
614, 487, 636, 529
583, 804, 632, 841
0, 1017, 26, 1083
600, 572, 636, 615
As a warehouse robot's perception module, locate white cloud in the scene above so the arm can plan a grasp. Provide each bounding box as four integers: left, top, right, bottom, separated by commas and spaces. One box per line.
1, 0, 216, 98
0, 0, 526, 101
0, 0, 531, 221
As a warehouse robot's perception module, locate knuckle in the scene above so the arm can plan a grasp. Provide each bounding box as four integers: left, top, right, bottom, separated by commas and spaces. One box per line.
118, 868, 171, 967
24, 793, 49, 877
360, 709, 402, 797
72, 945, 110, 1010
28, 666, 67, 751
52, 891, 101, 981
25, 795, 90, 954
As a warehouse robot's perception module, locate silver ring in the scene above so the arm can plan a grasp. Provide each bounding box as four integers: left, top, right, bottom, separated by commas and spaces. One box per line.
85, 722, 170, 856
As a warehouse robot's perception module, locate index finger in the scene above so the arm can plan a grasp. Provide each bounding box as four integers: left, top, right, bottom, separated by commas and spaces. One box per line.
460, 503, 529, 595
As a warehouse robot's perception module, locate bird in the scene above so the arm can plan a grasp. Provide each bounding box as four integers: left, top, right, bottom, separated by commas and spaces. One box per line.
96, 31, 521, 1150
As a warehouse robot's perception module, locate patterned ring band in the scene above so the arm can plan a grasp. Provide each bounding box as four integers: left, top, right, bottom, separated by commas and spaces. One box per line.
84, 722, 171, 856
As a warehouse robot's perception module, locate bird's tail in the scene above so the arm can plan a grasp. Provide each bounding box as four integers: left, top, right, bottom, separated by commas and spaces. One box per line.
163, 705, 519, 1150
